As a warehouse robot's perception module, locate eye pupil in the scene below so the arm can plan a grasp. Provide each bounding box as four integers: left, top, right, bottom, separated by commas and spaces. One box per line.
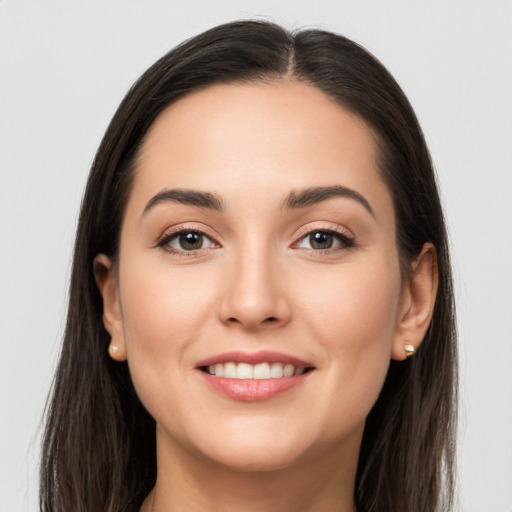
179, 232, 203, 250
310, 232, 333, 249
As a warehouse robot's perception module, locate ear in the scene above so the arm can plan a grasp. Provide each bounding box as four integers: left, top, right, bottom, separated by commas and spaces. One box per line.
391, 243, 439, 361
93, 254, 126, 361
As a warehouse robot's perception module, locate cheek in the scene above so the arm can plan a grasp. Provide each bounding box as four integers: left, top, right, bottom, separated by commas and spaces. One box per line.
120, 260, 215, 352
297, 257, 402, 420
301, 260, 401, 349
117, 257, 218, 415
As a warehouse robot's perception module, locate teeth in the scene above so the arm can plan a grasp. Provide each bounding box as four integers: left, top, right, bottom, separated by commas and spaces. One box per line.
206, 362, 307, 379
237, 363, 253, 379
270, 362, 284, 378
283, 364, 294, 377
224, 362, 237, 379
253, 362, 270, 379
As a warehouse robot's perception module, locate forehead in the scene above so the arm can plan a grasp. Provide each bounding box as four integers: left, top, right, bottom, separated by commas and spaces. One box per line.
130, 80, 392, 218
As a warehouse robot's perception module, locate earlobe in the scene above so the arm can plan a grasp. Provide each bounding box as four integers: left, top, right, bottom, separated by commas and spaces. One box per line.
392, 243, 439, 361
108, 342, 126, 361
93, 254, 127, 361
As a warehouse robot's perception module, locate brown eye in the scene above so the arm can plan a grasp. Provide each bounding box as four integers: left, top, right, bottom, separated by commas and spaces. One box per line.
295, 230, 354, 252
309, 232, 333, 250
178, 232, 204, 250
161, 230, 217, 253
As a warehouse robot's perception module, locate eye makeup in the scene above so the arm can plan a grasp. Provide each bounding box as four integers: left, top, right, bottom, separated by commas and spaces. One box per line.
154, 223, 221, 257
154, 223, 356, 259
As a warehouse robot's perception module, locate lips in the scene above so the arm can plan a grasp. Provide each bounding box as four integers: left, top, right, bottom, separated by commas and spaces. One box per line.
196, 350, 314, 401
196, 350, 312, 368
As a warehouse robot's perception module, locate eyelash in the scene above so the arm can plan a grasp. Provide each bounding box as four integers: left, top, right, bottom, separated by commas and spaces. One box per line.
293, 228, 355, 254
156, 227, 355, 256
156, 228, 219, 256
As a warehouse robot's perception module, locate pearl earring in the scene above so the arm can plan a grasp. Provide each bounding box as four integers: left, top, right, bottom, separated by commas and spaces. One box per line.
404, 344, 415, 358
108, 343, 121, 360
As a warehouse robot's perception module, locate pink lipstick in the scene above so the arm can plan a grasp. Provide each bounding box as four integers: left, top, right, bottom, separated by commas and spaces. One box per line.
196, 350, 314, 401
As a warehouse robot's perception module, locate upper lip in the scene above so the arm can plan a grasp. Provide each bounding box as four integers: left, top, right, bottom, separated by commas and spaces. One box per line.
195, 350, 313, 369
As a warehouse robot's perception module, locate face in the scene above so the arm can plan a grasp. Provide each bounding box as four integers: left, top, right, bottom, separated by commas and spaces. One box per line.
108, 81, 406, 471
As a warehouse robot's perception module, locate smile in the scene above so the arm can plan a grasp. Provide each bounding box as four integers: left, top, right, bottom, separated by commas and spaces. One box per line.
203, 362, 307, 379
196, 350, 315, 401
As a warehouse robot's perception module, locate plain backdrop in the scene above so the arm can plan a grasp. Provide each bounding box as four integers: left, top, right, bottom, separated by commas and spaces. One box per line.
1, 1, 511, 511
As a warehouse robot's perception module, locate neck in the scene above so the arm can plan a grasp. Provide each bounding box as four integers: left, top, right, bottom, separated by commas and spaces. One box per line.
142, 426, 361, 512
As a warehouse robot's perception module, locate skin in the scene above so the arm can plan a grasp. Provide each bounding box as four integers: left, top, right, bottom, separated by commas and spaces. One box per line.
95, 81, 438, 512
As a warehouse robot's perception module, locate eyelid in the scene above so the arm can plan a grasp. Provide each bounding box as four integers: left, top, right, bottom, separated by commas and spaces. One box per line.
291, 223, 356, 252
292, 222, 355, 243
155, 224, 221, 253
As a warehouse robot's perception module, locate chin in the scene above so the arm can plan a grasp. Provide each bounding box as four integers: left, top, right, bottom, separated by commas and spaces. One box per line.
205, 443, 304, 473
175, 421, 310, 473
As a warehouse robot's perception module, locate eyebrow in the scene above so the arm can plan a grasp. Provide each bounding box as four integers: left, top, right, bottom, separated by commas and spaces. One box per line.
283, 185, 374, 217
142, 189, 224, 216
142, 185, 374, 218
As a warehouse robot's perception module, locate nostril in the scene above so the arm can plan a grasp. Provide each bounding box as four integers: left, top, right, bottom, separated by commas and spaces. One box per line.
225, 316, 279, 326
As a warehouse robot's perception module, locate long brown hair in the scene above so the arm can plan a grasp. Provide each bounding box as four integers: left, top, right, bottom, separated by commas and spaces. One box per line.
40, 20, 457, 512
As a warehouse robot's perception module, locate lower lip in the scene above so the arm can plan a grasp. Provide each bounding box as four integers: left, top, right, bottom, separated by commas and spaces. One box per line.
199, 371, 311, 401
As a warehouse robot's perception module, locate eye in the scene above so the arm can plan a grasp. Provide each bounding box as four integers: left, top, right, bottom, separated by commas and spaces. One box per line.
295, 230, 354, 252
159, 230, 217, 253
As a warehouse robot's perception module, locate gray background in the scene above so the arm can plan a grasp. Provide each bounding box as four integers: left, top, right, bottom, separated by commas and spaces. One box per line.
1, 1, 511, 510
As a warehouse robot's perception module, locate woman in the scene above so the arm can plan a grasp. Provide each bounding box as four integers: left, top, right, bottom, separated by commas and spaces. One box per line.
40, 20, 457, 512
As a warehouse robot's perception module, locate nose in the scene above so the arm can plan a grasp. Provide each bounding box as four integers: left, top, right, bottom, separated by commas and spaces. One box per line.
218, 246, 291, 331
